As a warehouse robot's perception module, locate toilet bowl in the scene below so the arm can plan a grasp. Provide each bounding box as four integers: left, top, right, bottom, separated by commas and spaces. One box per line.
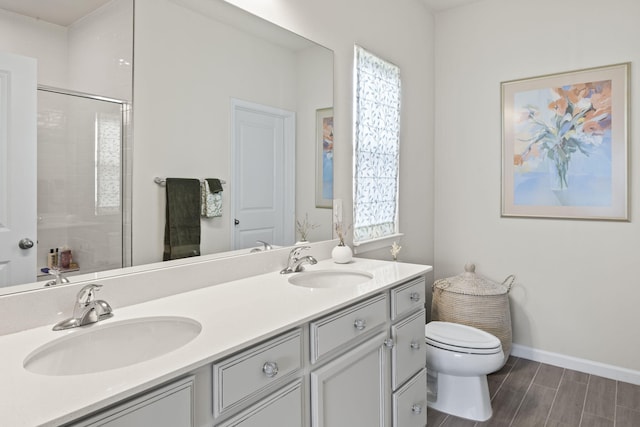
425, 321, 504, 421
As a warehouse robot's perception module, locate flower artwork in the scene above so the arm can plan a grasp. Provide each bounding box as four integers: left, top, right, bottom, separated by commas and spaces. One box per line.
501, 63, 629, 220
514, 80, 611, 193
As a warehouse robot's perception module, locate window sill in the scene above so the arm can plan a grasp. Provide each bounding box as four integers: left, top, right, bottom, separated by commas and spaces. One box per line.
352, 233, 404, 255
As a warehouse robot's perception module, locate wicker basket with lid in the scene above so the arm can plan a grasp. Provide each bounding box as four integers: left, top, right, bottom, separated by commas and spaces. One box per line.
432, 263, 514, 362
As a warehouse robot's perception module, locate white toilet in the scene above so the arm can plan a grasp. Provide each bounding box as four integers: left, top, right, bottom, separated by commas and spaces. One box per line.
425, 321, 504, 421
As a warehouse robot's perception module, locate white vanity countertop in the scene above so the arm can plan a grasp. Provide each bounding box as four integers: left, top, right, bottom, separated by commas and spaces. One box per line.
0, 258, 431, 427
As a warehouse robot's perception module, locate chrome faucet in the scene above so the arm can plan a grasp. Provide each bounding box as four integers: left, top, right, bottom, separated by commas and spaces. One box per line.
280, 246, 318, 274
53, 284, 113, 331
250, 240, 273, 253
44, 268, 70, 287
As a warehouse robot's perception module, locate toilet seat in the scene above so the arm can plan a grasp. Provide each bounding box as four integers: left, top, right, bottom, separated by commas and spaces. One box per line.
426, 321, 501, 355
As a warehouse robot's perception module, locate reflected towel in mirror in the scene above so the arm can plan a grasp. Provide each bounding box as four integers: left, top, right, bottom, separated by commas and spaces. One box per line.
163, 178, 201, 260
201, 178, 223, 218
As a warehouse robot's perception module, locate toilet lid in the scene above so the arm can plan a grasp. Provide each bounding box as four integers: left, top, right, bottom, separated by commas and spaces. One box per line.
425, 321, 502, 355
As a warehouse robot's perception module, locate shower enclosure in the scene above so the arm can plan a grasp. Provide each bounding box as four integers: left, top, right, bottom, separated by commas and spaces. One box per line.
36, 87, 130, 281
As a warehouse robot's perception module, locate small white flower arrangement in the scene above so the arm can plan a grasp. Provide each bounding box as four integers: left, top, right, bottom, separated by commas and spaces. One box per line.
390, 241, 402, 261
334, 221, 351, 247
296, 213, 319, 242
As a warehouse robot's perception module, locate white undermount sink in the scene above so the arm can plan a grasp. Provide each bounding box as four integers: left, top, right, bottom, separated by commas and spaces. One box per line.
288, 269, 374, 289
23, 316, 201, 376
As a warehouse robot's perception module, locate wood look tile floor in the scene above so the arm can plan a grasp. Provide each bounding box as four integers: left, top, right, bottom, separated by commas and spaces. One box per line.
427, 356, 640, 427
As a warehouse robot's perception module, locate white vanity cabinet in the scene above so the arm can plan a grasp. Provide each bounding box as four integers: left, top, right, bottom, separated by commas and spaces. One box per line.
70, 376, 195, 427
63, 272, 428, 427
308, 276, 427, 427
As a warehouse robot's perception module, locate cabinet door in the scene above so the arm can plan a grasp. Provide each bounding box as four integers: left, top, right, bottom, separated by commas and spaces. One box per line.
72, 376, 194, 427
216, 380, 303, 427
310, 331, 389, 427
391, 309, 426, 390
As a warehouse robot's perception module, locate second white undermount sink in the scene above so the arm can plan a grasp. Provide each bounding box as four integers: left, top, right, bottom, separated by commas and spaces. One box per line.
23, 316, 201, 376
288, 269, 374, 289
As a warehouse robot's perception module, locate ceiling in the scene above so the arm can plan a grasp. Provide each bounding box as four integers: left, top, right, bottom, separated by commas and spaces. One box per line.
0, 0, 489, 27
0, 0, 111, 26
421, 0, 485, 11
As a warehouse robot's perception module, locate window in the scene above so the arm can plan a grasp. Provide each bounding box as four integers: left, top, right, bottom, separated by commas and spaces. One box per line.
353, 45, 401, 246
95, 112, 122, 215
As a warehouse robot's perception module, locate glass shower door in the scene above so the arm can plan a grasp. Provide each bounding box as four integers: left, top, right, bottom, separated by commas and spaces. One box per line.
37, 89, 126, 280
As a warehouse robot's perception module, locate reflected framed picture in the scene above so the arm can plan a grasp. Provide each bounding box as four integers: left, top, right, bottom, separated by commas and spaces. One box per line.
316, 107, 334, 209
501, 63, 630, 220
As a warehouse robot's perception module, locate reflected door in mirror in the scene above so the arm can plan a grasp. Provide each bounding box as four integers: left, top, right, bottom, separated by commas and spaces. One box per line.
0, 52, 37, 287
232, 100, 295, 249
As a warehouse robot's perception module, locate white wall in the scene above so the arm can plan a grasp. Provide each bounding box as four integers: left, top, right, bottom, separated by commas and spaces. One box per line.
223, 0, 436, 266
68, 0, 133, 101
295, 45, 334, 243
0, 9, 68, 87
0, 0, 132, 100
434, 0, 640, 371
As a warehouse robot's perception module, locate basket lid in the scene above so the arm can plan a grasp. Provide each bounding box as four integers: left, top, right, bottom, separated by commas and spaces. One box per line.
433, 263, 512, 296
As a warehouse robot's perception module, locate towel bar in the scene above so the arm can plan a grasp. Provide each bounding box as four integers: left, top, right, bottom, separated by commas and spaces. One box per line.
154, 177, 226, 186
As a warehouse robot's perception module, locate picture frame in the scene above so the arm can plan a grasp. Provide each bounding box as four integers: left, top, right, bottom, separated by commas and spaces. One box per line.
315, 107, 334, 209
501, 63, 630, 220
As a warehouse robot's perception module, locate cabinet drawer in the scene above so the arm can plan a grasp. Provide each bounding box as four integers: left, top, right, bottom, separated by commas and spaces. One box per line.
392, 369, 427, 427
71, 376, 194, 427
310, 293, 388, 363
216, 380, 303, 427
391, 309, 426, 390
213, 329, 302, 417
390, 277, 425, 320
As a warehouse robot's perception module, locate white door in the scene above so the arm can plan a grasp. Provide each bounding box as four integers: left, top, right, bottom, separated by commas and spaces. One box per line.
231, 100, 295, 250
0, 52, 37, 287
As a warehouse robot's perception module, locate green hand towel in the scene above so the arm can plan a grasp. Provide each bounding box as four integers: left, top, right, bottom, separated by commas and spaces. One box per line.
206, 178, 223, 194
163, 178, 201, 261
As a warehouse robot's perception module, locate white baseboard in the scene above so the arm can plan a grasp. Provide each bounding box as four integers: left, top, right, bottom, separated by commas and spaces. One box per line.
511, 344, 640, 385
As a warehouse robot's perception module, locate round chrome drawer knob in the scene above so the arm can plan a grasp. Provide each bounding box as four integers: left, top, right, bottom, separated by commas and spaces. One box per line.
353, 318, 367, 330
411, 404, 423, 414
409, 292, 421, 302
262, 361, 279, 378
410, 340, 421, 350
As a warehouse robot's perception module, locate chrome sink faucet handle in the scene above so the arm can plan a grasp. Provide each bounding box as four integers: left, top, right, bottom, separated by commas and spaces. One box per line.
281, 246, 316, 274
250, 240, 273, 253
44, 268, 70, 287
257, 240, 273, 250
289, 245, 309, 263
78, 283, 100, 305
73, 284, 102, 322
53, 284, 113, 331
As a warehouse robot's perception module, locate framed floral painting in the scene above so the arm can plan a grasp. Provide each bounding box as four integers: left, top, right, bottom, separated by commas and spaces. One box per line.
501, 63, 629, 220
316, 107, 334, 209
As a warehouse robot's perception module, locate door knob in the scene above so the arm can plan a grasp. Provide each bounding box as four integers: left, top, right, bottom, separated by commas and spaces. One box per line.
18, 238, 34, 250
234, 219, 240, 225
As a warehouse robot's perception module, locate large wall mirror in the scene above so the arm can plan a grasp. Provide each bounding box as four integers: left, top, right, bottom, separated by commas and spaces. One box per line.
0, 0, 334, 295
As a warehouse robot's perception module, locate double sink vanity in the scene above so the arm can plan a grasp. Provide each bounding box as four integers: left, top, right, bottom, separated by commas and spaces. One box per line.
0, 243, 431, 427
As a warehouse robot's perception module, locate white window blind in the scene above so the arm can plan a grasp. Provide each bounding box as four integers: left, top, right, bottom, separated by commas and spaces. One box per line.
95, 112, 121, 215
353, 45, 401, 243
